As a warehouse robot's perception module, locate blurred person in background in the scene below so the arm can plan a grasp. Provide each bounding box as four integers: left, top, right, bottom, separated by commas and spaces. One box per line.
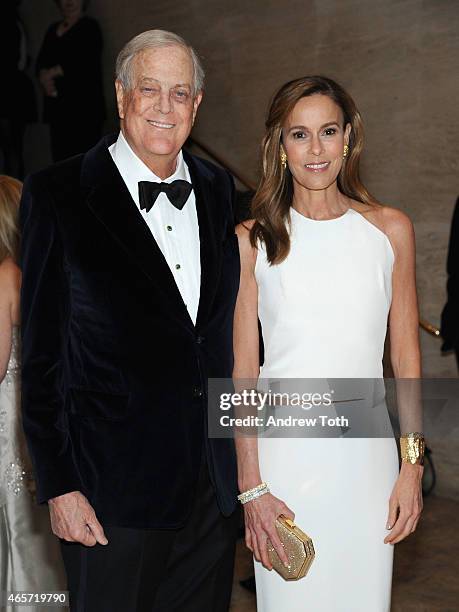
36, 0, 105, 162
0, 1, 37, 179
0, 175, 65, 609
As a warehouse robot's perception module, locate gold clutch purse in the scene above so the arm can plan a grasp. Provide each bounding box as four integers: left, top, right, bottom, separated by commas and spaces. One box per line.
266, 515, 315, 581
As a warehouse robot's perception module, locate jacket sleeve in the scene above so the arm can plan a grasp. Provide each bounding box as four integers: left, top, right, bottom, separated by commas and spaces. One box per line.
440, 197, 459, 351
20, 173, 83, 503
225, 169, 237, 237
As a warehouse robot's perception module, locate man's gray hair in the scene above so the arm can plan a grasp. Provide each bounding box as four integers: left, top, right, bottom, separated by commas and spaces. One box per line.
115, 30, 205, 96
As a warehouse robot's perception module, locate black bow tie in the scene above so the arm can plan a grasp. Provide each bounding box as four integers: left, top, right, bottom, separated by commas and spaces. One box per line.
138, 180, 192, 212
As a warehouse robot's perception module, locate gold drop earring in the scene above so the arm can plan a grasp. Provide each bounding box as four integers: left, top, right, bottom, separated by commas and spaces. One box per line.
343, 144, 349, 158
280, 147, 287, 170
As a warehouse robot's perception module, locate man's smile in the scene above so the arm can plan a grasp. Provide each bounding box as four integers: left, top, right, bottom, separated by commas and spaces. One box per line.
146, 120, 175, 129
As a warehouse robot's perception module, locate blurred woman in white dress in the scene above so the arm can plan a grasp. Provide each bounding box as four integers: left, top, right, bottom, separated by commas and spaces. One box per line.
0, 175, 65, 610
233, 77, 424, 611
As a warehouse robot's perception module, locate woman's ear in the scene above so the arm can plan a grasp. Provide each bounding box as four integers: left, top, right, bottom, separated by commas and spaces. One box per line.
344, 123, 352, 146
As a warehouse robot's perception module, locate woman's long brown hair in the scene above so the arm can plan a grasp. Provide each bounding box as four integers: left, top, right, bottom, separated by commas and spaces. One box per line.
0, 175, 22, 264
250, 76, 377, 264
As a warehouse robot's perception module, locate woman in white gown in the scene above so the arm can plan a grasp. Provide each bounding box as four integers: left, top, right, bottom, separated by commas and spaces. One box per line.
233, 77, 423, 611
0, 176, 65, 611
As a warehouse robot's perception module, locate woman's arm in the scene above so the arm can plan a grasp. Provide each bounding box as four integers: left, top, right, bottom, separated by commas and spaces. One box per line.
233, 222, 293, 569
383, 207, 423, 544
387, 207, 421, 379
36, 24, 58, 73
233, 221, 262, 490
36, 24, 61, 97
0, 260, 15, 382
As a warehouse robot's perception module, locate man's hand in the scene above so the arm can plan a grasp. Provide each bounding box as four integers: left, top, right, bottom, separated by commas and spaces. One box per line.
48, 491, 108, 547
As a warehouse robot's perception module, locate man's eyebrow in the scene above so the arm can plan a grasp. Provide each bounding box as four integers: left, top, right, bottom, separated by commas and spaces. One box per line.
138, 77, 191, 89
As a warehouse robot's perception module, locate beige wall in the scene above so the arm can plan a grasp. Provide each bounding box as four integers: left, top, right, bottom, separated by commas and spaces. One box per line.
22, 0, 459, 376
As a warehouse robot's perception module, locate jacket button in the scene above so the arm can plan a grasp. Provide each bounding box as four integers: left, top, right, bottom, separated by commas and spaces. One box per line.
196, 335, 205, 344
193, 387, 203, 398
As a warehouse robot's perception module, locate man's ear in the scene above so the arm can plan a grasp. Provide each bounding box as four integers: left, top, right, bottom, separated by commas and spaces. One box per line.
192, 91, 203, 125
115, 79, 126, 120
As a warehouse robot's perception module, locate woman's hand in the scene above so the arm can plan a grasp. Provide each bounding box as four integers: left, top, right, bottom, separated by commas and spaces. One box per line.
39, 66, 63, 98
243, 492, 295, 570
39, 69, 57, 97
384, 462, 423, 544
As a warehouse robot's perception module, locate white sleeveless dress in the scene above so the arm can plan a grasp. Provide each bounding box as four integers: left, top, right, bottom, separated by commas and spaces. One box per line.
253, 208, 400, 612
0, 327, 65, 611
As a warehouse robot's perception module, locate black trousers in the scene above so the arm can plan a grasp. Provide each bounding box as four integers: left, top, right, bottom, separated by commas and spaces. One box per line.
60, 450, 239, 612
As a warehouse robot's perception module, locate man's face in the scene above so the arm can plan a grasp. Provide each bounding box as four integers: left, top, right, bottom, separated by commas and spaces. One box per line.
115, 45, 202, 171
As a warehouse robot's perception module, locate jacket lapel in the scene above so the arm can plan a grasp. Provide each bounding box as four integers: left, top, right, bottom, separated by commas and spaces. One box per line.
81, 135, 193, 326
184, 150, 221, 331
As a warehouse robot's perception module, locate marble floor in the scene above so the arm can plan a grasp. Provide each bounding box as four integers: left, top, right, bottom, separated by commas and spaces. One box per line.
230, 495, 459, 612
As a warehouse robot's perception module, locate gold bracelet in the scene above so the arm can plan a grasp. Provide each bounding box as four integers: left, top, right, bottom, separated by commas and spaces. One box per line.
400, 432, 425, 465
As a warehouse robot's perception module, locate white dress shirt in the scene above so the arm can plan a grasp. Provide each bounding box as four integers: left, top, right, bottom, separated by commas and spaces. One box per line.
109, 131, 201, 324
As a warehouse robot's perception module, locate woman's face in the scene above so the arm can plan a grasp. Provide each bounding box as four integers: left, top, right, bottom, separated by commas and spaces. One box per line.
282, 94, 351, 192
59, 0, 83, 19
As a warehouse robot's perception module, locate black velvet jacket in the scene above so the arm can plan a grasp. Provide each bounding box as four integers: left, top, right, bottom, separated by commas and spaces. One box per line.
20, 135, 240, 528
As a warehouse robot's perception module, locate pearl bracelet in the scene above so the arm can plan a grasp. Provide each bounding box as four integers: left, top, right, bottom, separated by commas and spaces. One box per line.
238, 482, 270, 504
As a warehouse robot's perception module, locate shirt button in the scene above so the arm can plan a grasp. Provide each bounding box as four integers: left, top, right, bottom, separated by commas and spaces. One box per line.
193, 386, 203, 398
166, 225, 173, 231
175, 264, 181, 270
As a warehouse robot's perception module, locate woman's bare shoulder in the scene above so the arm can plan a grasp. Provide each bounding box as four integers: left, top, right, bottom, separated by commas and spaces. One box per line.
351, 201, 413, 242
0, 257, 20, 286
235, 219, 256, 235
0, 258, 21, 311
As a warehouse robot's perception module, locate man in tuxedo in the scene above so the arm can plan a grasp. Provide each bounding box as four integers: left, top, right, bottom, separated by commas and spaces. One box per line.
20, 30, 240, 611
